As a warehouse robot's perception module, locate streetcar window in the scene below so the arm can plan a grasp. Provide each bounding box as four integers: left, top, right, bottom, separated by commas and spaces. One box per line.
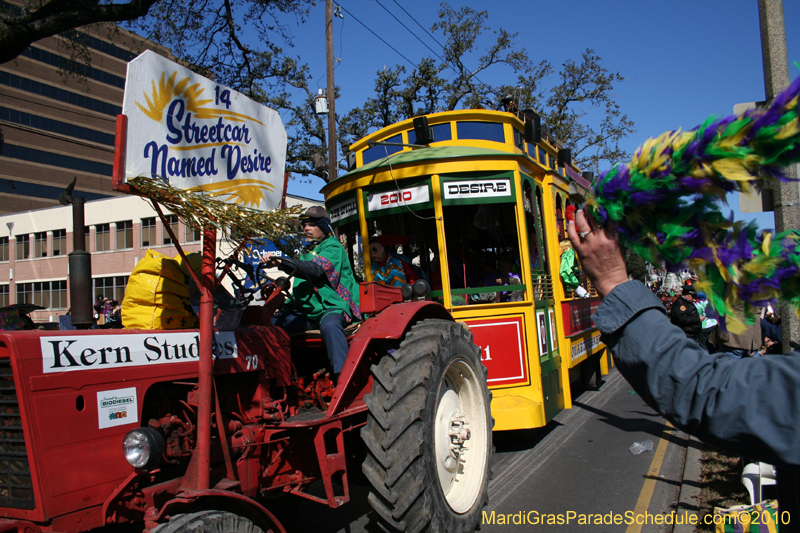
524, 181, 551, 300
535, 187, 550, 274
456, 121, 505, 143
364, 207, 438, 288
523, 182, 541, 271
335, 220, 365, 283
438, 203, 523, 306
408, 123, 452, 144
514, 129, 525, 151
362, 134, 403, 165
527, 143, 538, 161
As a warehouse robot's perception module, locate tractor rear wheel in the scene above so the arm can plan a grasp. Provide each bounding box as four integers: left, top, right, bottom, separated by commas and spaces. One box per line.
151, 510, 271, 533
361, 319, 492, 533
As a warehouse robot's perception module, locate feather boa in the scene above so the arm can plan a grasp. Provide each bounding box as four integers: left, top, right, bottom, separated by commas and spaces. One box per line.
589, 74, 800, 332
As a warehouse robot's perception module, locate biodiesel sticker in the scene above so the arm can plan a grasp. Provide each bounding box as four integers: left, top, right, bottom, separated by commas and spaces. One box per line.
98, 387, 138, 429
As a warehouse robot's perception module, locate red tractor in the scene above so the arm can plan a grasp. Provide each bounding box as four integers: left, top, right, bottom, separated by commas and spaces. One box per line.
0, 250, 492, 533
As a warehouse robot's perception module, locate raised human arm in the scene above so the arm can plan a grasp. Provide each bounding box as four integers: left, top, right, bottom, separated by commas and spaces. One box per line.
566, 208, 800, 466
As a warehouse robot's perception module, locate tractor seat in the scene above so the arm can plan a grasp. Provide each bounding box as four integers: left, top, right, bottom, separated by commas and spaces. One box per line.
289, 322, 362, 341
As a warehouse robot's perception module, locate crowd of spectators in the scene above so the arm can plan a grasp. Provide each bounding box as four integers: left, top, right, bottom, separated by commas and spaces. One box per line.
645, 265, 782, 357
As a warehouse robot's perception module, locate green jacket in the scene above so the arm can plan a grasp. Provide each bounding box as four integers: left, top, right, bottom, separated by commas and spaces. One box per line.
290, 236, 361, 323
559, 248, 580, 291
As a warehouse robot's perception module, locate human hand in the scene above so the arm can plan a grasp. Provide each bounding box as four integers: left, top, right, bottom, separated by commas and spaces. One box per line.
566, 209, 628, 298
259, 252, 280, 268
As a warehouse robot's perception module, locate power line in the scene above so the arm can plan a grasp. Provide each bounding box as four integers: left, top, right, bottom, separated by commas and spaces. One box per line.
390, 0, 446, 50
333, 3, 416, 68
384, 0, 487, 89
374, 0, 446, 65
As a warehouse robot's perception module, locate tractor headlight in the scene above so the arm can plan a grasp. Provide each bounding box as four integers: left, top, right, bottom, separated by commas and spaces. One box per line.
123, 427, 164, 470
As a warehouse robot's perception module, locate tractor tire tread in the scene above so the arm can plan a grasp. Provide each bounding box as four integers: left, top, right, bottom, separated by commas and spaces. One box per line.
361, 319, 492, 533
151, 510, 265, 533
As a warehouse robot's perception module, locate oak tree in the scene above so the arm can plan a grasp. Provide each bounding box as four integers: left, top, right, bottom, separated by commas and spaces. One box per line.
340, 2, 635, 175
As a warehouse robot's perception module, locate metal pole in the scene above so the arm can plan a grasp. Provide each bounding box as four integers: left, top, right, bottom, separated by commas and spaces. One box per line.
193, 226, 216, 489
68, 197, 93, 329
326, 0, 337, 183
758, 0, 800, 351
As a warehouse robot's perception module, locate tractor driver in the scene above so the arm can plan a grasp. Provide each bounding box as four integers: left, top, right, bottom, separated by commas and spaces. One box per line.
260, 206, 361, 378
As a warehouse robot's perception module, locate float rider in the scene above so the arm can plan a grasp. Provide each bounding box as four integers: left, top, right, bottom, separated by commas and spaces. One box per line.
260, 206, 361, 377
369, 235, 420, 287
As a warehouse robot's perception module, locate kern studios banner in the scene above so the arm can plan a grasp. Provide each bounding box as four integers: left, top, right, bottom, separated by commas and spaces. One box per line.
122, 50, 287, 211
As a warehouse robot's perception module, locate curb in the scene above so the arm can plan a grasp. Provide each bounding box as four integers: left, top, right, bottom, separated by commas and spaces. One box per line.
674, 435, 703, 533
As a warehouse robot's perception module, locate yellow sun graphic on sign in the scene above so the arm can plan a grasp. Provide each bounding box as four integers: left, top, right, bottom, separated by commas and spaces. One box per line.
186, 179, 277, 209
136, 71, 265, 126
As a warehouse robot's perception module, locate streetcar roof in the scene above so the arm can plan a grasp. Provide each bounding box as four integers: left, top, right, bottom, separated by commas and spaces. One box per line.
328, 145, 519, 185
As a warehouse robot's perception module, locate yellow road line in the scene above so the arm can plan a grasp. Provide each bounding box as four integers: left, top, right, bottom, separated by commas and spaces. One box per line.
625, 421, 674, 533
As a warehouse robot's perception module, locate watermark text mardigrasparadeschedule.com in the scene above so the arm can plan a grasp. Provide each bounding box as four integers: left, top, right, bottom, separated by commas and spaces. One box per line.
482, 509, 789, 527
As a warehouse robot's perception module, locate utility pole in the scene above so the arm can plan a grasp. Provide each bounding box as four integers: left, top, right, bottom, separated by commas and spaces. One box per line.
758, 0, 800, 351
325, 0, 337, 183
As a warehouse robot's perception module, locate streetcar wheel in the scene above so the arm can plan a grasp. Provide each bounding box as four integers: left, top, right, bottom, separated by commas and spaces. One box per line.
151, 510, 271, 533
361, 319, 492, 533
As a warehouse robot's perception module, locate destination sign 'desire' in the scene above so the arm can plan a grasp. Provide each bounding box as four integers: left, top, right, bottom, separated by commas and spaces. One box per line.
122, 51, 287, 211
443, 179, 512, 200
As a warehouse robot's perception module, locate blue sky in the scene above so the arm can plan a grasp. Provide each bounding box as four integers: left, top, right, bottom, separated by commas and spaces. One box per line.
281, 0, 799, 231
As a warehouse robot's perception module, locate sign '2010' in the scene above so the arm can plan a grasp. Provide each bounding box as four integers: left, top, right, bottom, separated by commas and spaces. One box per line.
381, 191, 412, 205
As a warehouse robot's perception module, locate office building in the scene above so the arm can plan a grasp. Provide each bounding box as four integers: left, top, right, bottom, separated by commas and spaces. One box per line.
0, 3, 169, 213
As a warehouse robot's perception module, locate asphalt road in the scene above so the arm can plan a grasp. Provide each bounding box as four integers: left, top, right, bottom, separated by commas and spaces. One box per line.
273, 368, 693, 533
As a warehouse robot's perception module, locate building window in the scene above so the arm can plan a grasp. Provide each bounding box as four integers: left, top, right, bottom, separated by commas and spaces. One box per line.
185, 223, 201, 243
16, 282, 32, 304
17, 281, 67, 309
0, 71, 122, 117
20, 46, 126, 89
3, 143, 114, 176
34, 231, 47, 258
163, 215, 179, 245
94, 276, 128, 303
0, 285, 7, 308
116, 220, 133, 249
85, 227, 90, 251
142, 217, 156, 247
95, 223, 110, 252
16, 234, 29, 260
0, 237, 7, 262
0, 106, 115, 146
52, 229, 66, 256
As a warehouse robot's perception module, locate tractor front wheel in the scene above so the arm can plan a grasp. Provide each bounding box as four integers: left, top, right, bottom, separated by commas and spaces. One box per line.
151, 510, 274, 533
362, 318, 492, 533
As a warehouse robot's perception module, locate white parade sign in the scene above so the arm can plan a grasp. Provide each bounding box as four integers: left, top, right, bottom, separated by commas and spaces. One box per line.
121, 50, 287, 211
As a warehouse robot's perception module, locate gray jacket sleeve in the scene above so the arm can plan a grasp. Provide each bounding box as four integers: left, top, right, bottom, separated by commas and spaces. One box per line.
595, 280, 800, 467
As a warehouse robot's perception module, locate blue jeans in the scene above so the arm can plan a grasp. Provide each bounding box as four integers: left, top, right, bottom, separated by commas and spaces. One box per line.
718, 345, 760, 359
273, 308, 349, 373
